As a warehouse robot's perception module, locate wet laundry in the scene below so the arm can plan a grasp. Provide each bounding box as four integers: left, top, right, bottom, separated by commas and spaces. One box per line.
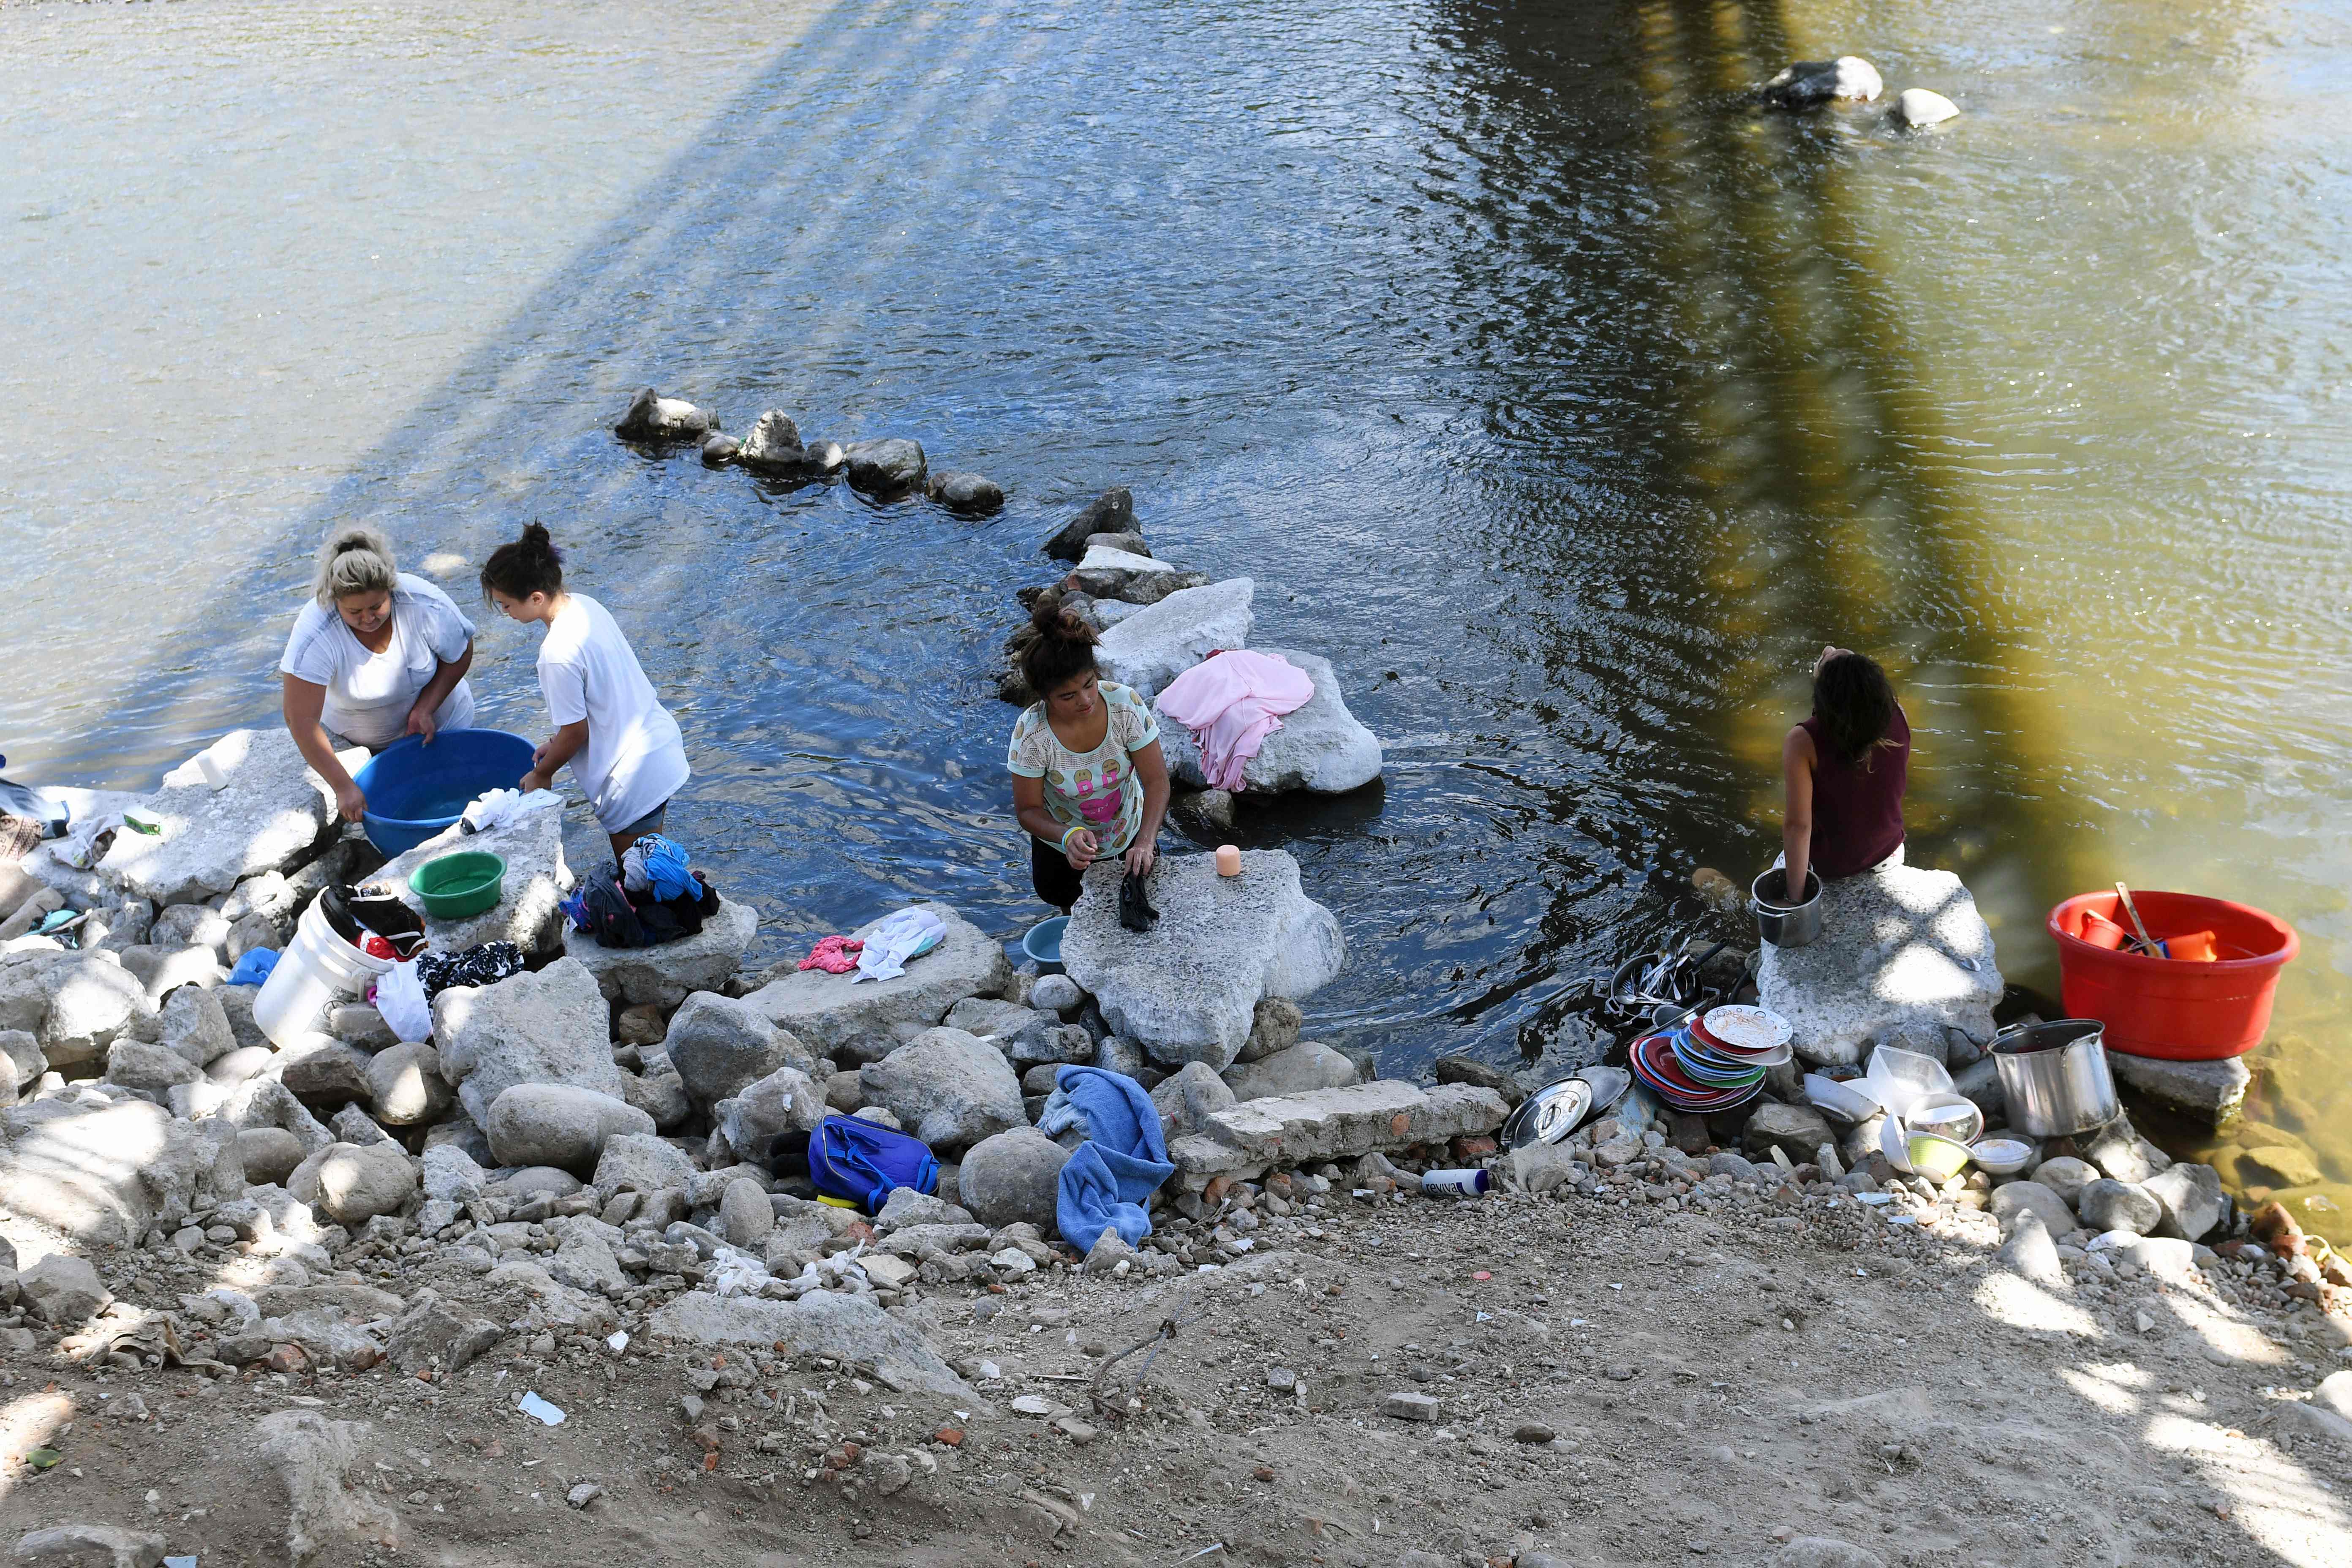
413, 940, 527, 996
853, 906, 945, 982
1119, 869, 1160, 933
1153, 649, 1312, 791
621, 833, 697, 902
798, 934, 864, 974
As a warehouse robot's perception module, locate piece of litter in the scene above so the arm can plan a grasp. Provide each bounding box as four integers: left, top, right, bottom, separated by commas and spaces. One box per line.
1180, 1546, 1227, 1562
24, 1448, 60, 1470
165, 1558, 197, 1568
606, 1331, 629, 1354
517, 1392, 565, 1426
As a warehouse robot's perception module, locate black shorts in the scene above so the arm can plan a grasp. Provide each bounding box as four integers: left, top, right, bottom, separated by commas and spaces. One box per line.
1031, 836, 1084, 913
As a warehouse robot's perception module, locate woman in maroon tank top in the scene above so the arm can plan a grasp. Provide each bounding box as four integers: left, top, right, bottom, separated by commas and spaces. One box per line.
1782, 647, 1910, 891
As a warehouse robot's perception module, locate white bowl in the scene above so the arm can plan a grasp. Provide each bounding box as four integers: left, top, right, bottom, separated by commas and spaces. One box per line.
1906, 1093, 1986, 1145
1880, 1112, 1915, 1175
1804, 1073, 1881, 1124
1969, 1137, 2036, 1177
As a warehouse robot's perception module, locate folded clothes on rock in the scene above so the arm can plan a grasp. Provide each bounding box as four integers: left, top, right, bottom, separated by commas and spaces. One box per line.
798, 935, 864, 974
578, 870, 721, 949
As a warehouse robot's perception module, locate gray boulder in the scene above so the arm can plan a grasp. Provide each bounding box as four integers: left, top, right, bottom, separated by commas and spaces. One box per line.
1988, 1180, 2077, 1238
1156, 649, 1382, 795
745, 902, 1011, 1056
719, 1178, 775, 1249
421, 1143, 488, 1204
286, 1139, 416, 1226
240, 1127, 306, 1187
8, 1524, 166, 1568
1062, 850, 1344, 1070
1745, 1101, 1836, 1164
2029, 1156, 2100, 1206
2144, 1162, 2227, 1242
1994, 1209, 2065, 1286
485, 1084, 655, 1174
327, 1004, 397, 1052
711, 1066, 825, 1168
664, 991, 810, 1106
98, 729, 346, 906
1171, 1080, 1509, 1183
1894, 88, 1960, 128
1758, 861, 2001, 1068
928, 470, 1004, 514
859, 1029, 1024, 1156
0, 951, 155, 1073
592, 1132, 697, 1199
561, 894, 756, 1008
105, 1037, 200, 1093
738, 409, 807, 473
942, 997, 1092, 1070
621, 1064, 693, 1130
1030, 973, 1084, 1014
274, 1038, 373, 1108
2076, 1178, 2163, 1237
1043, 487, 1138, 560
0, 1097, 184, 1245
613, 388, 716, 441
844, 438, 927, 496
957, 1129, 1070, 1233
1094, 577, 1254, 701
1223, 1040, 1360, 1102
365, 1041, 453, 1126
120, 943, 224, 1004
380, 806, 572, 958
158, 985, 234, 1065
330, 1104, 392, 1146
151, 902, 231, 955
1761, 56, 1882, 107
1067, 545, 1207, 606
1094, 1034, 1148, 1080
431, 957, 630, 1126
18, 1252, 110, 1324
2103, 1051, 2249, 1128
2083, 1119, 2170, 1184
0, 1029, 43, 1092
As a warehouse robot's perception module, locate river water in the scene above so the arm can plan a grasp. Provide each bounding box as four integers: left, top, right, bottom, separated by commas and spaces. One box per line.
4, 0, 2347, 1233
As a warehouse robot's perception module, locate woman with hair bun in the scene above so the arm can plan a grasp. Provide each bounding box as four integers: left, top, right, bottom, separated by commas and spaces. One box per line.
280, 524, 478, 822
1007, 593, 1170, 913
482, 524, 691, 861
1782, 645, 1911, 892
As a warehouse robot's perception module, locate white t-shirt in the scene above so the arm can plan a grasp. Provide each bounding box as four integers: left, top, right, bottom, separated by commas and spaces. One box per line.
280, 572, 478, 748
538, 593, 690, 832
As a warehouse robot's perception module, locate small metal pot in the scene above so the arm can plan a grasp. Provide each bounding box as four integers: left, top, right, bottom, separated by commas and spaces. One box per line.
1990, 1018, 2119, 1138
1751, 866, 1824, 948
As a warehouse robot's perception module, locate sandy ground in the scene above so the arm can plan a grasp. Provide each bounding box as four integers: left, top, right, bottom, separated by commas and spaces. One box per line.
3, 1175, 2350, 1568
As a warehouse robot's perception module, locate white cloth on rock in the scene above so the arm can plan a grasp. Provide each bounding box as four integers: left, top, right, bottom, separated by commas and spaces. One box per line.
853, 907, 947, 983
461, 787, 564, 835
373, 960, 433, 1044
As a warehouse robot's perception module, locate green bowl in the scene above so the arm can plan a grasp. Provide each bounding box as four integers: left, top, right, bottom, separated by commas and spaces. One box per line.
411, 851, 506, 920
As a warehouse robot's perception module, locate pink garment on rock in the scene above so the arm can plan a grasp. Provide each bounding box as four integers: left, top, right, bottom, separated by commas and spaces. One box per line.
798, 935, 864, 974
1153, 650, 1313, 791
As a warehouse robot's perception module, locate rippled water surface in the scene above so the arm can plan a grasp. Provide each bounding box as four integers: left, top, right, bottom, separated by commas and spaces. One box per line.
4, 0, 2349, 1232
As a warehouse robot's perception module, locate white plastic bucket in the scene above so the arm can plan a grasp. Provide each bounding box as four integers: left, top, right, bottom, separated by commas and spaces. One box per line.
252, 897, 393, 1048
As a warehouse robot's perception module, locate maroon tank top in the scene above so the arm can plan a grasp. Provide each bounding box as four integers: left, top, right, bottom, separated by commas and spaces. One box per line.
1799, 705, 1910, 879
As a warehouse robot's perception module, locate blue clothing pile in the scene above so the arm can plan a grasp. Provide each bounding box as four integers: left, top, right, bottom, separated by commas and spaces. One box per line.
1041, 1065, 1176, 1254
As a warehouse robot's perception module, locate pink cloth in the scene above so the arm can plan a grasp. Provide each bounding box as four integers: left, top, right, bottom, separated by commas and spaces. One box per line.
1153, 651, 1313, 791
798, 935, 864, 974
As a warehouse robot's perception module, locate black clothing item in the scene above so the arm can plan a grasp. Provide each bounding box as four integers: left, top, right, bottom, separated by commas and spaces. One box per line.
414, 941, 526, 998
1031, 836, 1083, 913
1119, 870, 1160, 933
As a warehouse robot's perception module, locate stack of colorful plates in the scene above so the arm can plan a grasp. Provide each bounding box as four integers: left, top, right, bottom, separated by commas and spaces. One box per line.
1627, 1004, 1793, 1113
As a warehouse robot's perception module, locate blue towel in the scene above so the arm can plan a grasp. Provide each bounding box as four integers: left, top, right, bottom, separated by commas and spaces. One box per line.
1053, 1066, 1175, 1254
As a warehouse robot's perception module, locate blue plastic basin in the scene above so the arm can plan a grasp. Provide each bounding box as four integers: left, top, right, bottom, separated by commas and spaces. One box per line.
352, 729, 536, 856
1022, 915, 1069, 974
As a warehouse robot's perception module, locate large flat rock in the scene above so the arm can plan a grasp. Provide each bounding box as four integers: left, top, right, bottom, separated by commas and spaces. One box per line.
1061, 850, 1344, 1071
743, 902, 1010, 1056
0, 1096, 242, 1247
2106, 1049, 2250, 1128
1169, 1080, 1510, 1184
430, 956, 631, 1127
562, 893, 755, 1007
1094, 578, 1253, 701
98, 729, 356, 907
378, 806, 572, 958
648, 1289, 978, 1402
1155, 649, 1382, 795
1758, 861, 2003, 1068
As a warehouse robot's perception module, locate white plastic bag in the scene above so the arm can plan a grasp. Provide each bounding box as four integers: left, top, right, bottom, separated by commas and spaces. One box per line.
373, 960, 433, 1044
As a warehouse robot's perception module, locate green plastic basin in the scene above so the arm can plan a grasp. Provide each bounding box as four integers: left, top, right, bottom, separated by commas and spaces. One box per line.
411, 851, 506, 920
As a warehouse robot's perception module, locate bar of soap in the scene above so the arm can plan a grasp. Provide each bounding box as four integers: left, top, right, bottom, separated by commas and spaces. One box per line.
1215, 844, 1241, 877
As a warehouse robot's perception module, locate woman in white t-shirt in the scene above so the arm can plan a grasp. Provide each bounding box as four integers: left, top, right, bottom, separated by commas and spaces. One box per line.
280, 526, 478, 822
480, 524, 691, 861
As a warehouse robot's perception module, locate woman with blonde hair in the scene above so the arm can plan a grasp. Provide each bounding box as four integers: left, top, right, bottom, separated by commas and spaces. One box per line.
280, 525, 478, 822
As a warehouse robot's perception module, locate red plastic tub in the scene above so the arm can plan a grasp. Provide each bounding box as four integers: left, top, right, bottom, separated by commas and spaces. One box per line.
2047, 891, 2298, 1061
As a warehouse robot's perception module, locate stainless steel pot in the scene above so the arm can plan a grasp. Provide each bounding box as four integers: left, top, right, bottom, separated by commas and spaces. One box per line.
1751, 866, 1824, 948
1990, 1018, 2119, 1138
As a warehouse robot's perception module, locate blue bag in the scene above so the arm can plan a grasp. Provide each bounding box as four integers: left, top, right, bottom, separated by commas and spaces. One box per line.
806, 1114, 939, 1214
